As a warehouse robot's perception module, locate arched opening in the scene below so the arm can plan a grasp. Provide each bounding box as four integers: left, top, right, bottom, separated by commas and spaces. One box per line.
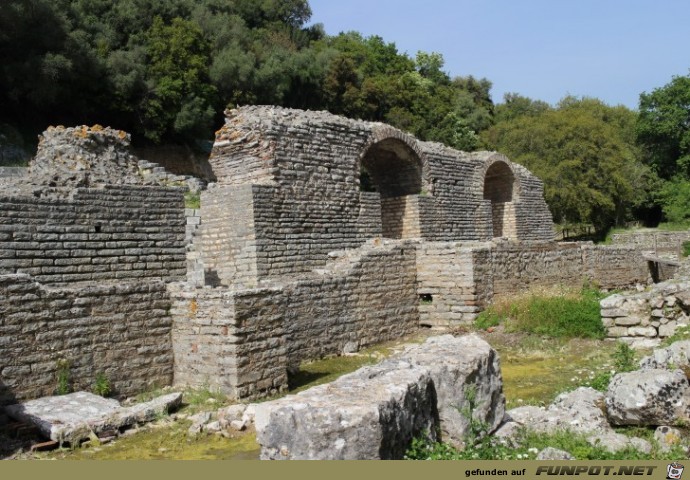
360, 138, 423, 239
483, 162, 517, 239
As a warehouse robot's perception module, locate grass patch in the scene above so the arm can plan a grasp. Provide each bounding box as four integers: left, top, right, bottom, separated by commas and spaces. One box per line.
682, 241, 690, 258
657, 221, 690, 231
37, 419, 260, 460
184, 191, 200, 209
475, 285, 606, 339
406, 427, 687, 461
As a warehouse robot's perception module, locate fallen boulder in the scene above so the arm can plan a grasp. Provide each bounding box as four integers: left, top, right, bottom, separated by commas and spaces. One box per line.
498, 388, 609, 437
496, 388, 651, 454
605, 369, 690, 426
5, 391, 181, 445
396, 334, 505, 445
640, 340, 690, 371
254, 360, 439, 460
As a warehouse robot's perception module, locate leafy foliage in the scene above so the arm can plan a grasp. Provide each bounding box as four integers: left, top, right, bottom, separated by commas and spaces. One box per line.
483, 96, 650, 233
637, 74, 690, 180
0, 0, 492, 150
92, 372, 112, 397
584, 342, 637, 392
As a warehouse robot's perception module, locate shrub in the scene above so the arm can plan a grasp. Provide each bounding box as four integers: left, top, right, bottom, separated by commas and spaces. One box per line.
682, 241, 690, 258
92, 372, 112, 397
56, 359, 71, 395
184, 191, 200, 209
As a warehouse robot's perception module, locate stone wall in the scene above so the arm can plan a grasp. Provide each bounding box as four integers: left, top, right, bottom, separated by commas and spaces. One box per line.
170, 240, 419, 400
283, 240, 419, 369
200, 106, 555, 287
601, 279, 690, 347
0, 186, 186, 284
195, 184, 259, 288
416, 242, 493, 327
611, 231, 690, 259
0, 274, 173, 405
491, 242, 648, 296
169, 284, 287, 400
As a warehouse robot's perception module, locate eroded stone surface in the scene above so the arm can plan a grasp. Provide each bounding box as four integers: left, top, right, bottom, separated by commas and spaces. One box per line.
397, 334, 505, 445
640, 340, 690, 371
254, 360, 439, 460
605, 369, 690, 426
5, 391, 181, 445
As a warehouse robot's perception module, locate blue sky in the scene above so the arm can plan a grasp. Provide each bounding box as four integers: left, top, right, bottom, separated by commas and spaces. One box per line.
307, 0, 690, 109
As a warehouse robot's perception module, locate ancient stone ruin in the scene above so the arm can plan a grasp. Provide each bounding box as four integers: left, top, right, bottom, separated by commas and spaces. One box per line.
0, 106, 658, 407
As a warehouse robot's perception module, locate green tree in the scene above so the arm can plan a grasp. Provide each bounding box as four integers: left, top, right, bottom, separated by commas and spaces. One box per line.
637, 74, 690, 180
484, 96, 647, 232
141, 16, 216, 142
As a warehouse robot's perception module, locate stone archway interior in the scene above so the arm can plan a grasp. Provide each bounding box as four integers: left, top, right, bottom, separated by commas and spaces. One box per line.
361, 139, 423, 238
483, 162, 517, 239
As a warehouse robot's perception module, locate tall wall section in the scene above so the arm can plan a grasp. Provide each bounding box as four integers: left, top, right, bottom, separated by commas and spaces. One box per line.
0, 274, 173, 405
170, 240, 419, 399
0, 186, 186, 283
203, 106, 555, 288
0, 126, 187, 405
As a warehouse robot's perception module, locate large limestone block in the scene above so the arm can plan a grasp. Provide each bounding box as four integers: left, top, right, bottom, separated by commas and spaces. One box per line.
5, 391, 182, 445
254, 361, 439, 460
499, 388, 609, 436
606, 369, 690, 426
640, 340, 690, 371
397, 334, 505, 445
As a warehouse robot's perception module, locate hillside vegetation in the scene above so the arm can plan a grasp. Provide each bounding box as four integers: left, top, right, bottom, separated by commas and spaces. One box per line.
2, 0, 690, 233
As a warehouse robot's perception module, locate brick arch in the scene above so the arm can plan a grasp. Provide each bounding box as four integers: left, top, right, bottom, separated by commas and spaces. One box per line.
474, 153, 522, 201
357, 126, 429, 239
475, 153, 521, 239
358, 125, 431, 197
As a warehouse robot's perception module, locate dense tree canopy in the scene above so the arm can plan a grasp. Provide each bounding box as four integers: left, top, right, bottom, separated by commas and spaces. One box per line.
637, 74, 690, 180
0, 0, 492, 148
3, 0, 690, 231
483, 96, 650, 232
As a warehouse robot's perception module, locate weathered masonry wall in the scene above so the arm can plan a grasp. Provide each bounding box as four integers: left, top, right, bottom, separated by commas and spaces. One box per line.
415, 242, 649, 327
416, 242, 493, 328
283, 240, 419, 370
170, 241, 419, 400
0, 274, 173, 405
611, 231, 690, 259
601, 279, 690, 346
490, 242, 649, 295
202, 106, 554, 287
0, 186, 186, 284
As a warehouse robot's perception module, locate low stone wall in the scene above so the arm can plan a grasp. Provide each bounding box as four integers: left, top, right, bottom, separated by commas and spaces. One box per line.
170, 240, 419, 399
0, 274, 173, 406
416, 242, 492, 327
492, 242, 648, 296
611, 231, 690, 260
601, 280, 690, 346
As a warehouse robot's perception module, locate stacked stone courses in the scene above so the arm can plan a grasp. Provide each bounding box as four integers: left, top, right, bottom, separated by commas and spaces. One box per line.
0, 126, 185, 405
0, 107, 664, 406
0, 186, 186, 284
